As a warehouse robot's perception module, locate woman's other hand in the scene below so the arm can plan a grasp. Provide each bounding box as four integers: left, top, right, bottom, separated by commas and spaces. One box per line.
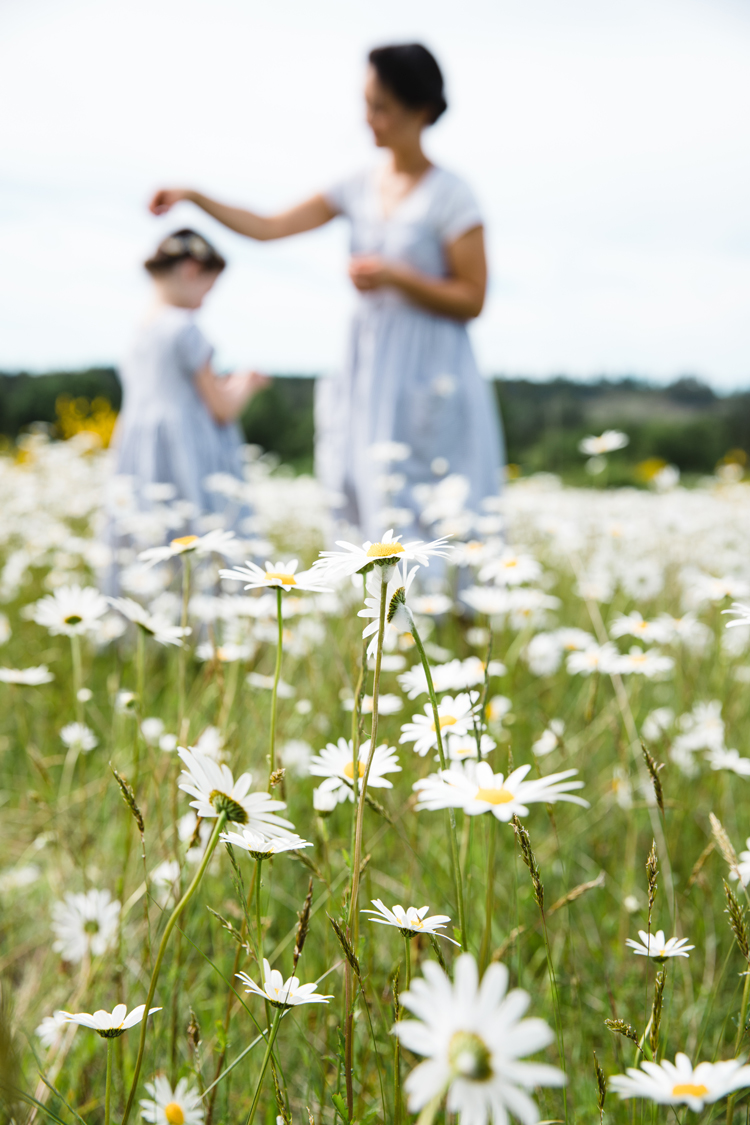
148, 188, 193, 215
348, 255, 394, 291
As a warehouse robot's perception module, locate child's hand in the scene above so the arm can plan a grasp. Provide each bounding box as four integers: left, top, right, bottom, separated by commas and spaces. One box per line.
246, 371, 271, 393
148, 188, 191, 215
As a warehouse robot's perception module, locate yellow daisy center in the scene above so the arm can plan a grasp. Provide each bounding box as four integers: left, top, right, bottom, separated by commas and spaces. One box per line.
504, 559, 518, 567
171, 535, 198, 548
366, 542, 405, 558
266, 572, 296, 585
164, 1103, 185, 1125
672, 1084, 708, 1099
431, 715, 457, 732
475, 786, 514, 805
344, 760, 366, 779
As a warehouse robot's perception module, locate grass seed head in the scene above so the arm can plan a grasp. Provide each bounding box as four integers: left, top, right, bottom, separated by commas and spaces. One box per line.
640, 740, 664, 814
711, 813, 740, 876
604, 1018, 641, 1048
723, 880, 750, 963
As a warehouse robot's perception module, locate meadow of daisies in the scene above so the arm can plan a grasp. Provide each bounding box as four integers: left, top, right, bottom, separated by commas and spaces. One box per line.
6, 431, 750, 1124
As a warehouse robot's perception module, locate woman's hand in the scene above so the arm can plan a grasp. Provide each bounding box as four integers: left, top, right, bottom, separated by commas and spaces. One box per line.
148, 188, 193, 215
348, 255, 395, 291
349, 228, 487, 319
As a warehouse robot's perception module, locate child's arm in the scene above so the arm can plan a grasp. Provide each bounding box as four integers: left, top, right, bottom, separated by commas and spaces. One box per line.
194, 364, 269, 425
148, 189, 336, 241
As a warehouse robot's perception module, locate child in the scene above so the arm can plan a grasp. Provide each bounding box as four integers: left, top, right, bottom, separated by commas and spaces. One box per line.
107, 229, 265, 569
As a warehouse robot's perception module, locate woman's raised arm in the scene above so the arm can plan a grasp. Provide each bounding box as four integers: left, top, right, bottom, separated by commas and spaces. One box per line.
148, 189, 337, 241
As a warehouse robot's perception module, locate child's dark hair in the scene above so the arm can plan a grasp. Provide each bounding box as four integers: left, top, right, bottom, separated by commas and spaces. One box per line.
368, 43, 447, 124
144, 229, 226, 275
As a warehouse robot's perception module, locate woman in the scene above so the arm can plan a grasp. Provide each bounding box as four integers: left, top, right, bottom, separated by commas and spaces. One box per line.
149, 43, 504, 542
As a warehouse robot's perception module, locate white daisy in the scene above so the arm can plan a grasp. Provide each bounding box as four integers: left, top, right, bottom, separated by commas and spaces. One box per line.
341, 693, 403, 715
60, 723, 98, 753
59, 1002, 161, 1038
140, 717, 165, 746
398, 656, 502, 700
730, 838, 750, 887
414, 761, 588, 822
219, 827, 312, 858
532, 719, 565, 757
0, 665, 54, 685
707, 747, 750, 777
642, 707, 674, 741
626, 930, 694, 960
399, 694, 477, 757
478, 550, 542, 587
485, 695, 512, 726
108, 597, 190, 647
614, 646, 674, 678
308, 738, 401, 803
609, 610, 672, 644
30, 584, 108, 637
394, 953, 565, 1124
724, 601, 750, 629
51, 888, 121, 963
566, 643, 620, 676
140, 1074, 205, 1125
312, 786, 338, 815
35, 1010, 71, 1050
246, 672, 296, 697
358, 561, 419, 657
410, 593, 454, 616
610, 1054, 750, 1111
219, 558, 329, 593
578, 430, 629, 455
237, 958, 332, 1009
674, 701, 725, 754
177, 747, 294, 832
138, 529, 236, 569
362, 899, 459, 944
313, 528, 452, 581
445, 733, 497, 762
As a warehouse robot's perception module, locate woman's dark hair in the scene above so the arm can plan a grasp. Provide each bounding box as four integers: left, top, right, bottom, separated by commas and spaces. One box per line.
144, 229, 226, 275
368, 43, 447, 124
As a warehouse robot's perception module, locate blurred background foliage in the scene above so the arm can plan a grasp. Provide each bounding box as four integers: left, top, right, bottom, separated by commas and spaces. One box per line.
1, 368, 749, 482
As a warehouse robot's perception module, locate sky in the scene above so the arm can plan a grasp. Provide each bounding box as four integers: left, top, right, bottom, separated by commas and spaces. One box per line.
1, 0, 750, 387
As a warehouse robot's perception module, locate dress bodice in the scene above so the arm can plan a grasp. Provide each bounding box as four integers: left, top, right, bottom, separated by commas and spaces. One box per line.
325, 165, 483, 310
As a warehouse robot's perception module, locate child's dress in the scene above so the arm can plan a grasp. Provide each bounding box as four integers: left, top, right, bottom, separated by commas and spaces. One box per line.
104, 307, 249, 588
113, 306, 246, 514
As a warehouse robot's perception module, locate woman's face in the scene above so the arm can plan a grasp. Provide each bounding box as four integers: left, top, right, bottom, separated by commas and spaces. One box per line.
364, 66, 428, 149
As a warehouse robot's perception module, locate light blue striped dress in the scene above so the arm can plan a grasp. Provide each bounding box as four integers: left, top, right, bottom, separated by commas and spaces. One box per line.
316, 165, 504, 541
112, 306, 247, 524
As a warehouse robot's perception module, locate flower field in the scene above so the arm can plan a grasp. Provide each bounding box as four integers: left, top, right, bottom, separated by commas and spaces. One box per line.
5, 432, 750, 1124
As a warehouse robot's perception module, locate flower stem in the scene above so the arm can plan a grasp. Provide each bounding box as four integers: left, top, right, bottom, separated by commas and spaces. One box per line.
120, 811, 227, 1125
245, 1008, 282, 1125
255, 857, 265, 965
104, 1039, 113, 1125
347, 568, 387, 932
404, 608, 467, 951
70, 634, 83, 724
403, 933, 411, 990
479, 814, 496, 972
178, 557, 191, 740
726, 971, 750, 1125
344, 566, 388, 1120
268, 586, 284, 784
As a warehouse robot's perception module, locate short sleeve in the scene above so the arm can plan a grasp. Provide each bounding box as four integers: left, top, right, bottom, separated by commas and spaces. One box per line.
323, 170, 366, 219
434, 174, 484, 243
175, 321, 213, 378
